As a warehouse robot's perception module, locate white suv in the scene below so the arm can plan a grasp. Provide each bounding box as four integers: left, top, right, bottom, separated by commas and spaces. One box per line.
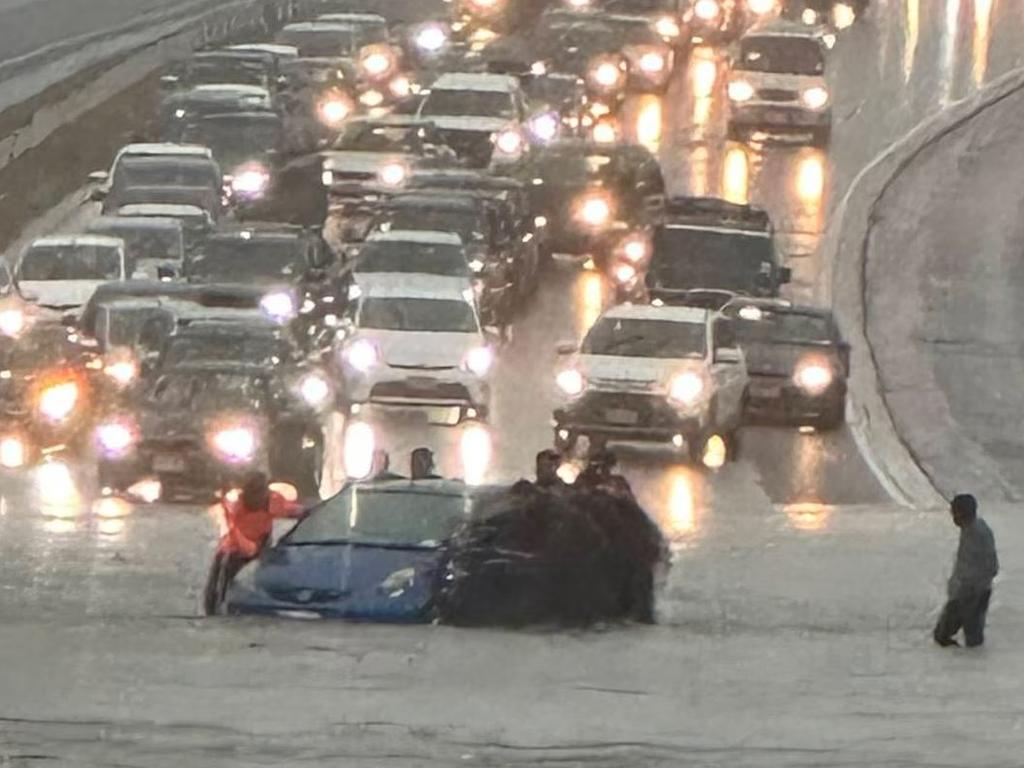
553, 303, 748, 461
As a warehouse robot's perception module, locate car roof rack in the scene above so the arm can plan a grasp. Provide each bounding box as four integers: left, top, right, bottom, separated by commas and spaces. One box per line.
660, 196, 773, 232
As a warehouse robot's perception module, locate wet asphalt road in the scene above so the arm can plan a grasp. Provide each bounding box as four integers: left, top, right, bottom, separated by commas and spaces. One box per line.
2, 1, 1024, 764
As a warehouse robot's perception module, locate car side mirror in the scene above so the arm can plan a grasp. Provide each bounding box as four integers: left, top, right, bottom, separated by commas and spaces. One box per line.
715, 347, 742, 364
556, 340, 577, 355
159, 74, 180, 89
779, 266, 792, 284
88, 170, 109, 184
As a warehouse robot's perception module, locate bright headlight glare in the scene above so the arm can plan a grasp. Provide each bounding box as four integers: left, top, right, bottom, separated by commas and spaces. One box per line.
231, 166, 269, 195
494, 129, 523, 155
463, 346, 493, 376
613, 262, 637, 284
622, 237, 648, 262
694, 0, 720, 20
96, 420, 136, 456
461, 421, 491, 486
377, 162, 408, 187
416, 25, 447, 52
529, 113, 559, 142
556, 368, 586, 396
0, 308, 26, 338
639, 51, 666, 74
300, 374, 331, 407
801, 86, 829, 110
38, 381, 79, 422
260, 291, 296, 322
833, 2, 855, 29
794, 362, 833, 394
577, 195, 611, 226
0, 435, 25, 469
747, 0, 776, 14
655, 16, 681, 38
388, 75, 412, 98
319, 98, 351, 125
210, 425, 257, 463
728, 80, 755, 102
592, 61, 622, 88
104, 359, 138, 387
343, 421, 375, 480
322, 169, 334, 186
468, 258, 484, 273
359, 89, 385, 107
592, 120, 618, 143
669, 371, 704, 405
738, 305, 763, 321
345, 339, 379, 372
360, 48, 394, 78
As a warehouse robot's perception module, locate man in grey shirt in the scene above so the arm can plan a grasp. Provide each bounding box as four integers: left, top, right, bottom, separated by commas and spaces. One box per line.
934, 494, 999, 648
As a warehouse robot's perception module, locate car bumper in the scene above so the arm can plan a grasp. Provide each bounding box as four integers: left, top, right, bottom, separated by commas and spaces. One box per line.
345, 370, 490, 412
554, 391, 706, 443
730, 104, 831, 129
745, 375, 847, 422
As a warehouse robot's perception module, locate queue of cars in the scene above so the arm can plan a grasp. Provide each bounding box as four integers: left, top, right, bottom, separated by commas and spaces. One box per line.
0, 1, 863, 512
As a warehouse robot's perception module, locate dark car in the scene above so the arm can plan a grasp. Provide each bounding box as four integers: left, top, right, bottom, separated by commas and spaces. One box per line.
96, 362, 325, 501
511, 139, 664, 258
642, 197, 790, 300
226, 479, 473, 620
721, 297, 848, 429
160, 49, 282, 92
183, 225, 346, 336
160, 85, 274, 143
85, 216, 185, 281
101, 155, 225, 217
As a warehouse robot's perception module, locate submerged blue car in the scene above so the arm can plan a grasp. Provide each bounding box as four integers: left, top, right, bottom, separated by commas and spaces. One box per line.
225, 479, 475, 621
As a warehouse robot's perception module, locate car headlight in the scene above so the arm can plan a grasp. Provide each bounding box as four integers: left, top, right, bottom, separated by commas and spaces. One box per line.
655, 16, 681, 38
556, 368, 586, 397
463, 346, 493, 376
668, 371, 704, 406
359, 89, 385, 107
322, 168, 334, 186
613, 262, 637, 285
833, 2, 856, 30
377, 162, 408, 187
318, 96, 351, 126
230, 165, 270, 196
494, 128, 524, 156
344, 338, 379, 372
299, 373, 331, 407
621, 235, 648, 263
343, 420, 375, 480
95, 419, 136, 457
104, 358, 138, 387
528, 112, 559, 143
0, 307, 26, 338
388, 75, 412, 98
209, 425, 257, 463
359, 48, 395, 79
639, 51, 666, 74
0, 434, 26, 469
590, 59, 625, 90
801, 86, 829, 110
592, 119, 618, 144
468, 258, 485, 273
576, 194, 612, 227
793, 361, 833, 394
259, 291, 297, 323
728, 80, 755, 102
747, 0, 776, 15
37, 381, 79, 422
694, 0, 720, 20
415, 24, 448, 52
469, 0, 500, 8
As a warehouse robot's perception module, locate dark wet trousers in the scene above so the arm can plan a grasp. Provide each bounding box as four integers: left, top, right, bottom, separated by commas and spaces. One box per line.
203, 551, 252, 616
934, 590, 991, 647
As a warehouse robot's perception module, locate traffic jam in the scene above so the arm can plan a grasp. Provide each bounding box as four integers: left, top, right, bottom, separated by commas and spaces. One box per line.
0, 0, 867, 624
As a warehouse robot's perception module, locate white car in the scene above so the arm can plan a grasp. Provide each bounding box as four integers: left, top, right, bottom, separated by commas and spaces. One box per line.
353, 230, 472, 282
726, 21, 832, 146
417, 73, 528, 168
335, 274, 493, 424
553, 303, 748, 460
16, 235, 134, 311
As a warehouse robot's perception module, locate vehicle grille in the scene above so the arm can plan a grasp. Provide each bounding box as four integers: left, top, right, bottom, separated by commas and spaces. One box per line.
328, 170, 375, 184
757, 88, 799, 102
575, 391, 674, 427
371, 381, 471, 402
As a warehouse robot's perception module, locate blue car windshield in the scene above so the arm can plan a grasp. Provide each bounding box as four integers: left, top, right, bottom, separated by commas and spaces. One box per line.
285, 487, 470, 547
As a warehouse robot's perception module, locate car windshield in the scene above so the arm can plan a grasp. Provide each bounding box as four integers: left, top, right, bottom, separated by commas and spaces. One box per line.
357, 242, 468, 276
360, 297, 477, 333
87, 222, 183, 262
162, 334, 281, 368
148, 372, 266, 410
732, 310, 833, 344
739, 37, 825, 76
376, 208, 486, 243
285, 487, 469, 546
181, 118, 281, 167
276, 27, 358, 57
583, 316, 706, 358
335, 124, 422, 152
421, 89, 515, 118
114, 159, 219, 189
186, 237, 307, 282
18, 244, 122, 281
650, 227, 775, 293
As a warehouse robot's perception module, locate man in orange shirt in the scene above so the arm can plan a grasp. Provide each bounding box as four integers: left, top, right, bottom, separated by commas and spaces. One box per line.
203, 472, 303, 615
